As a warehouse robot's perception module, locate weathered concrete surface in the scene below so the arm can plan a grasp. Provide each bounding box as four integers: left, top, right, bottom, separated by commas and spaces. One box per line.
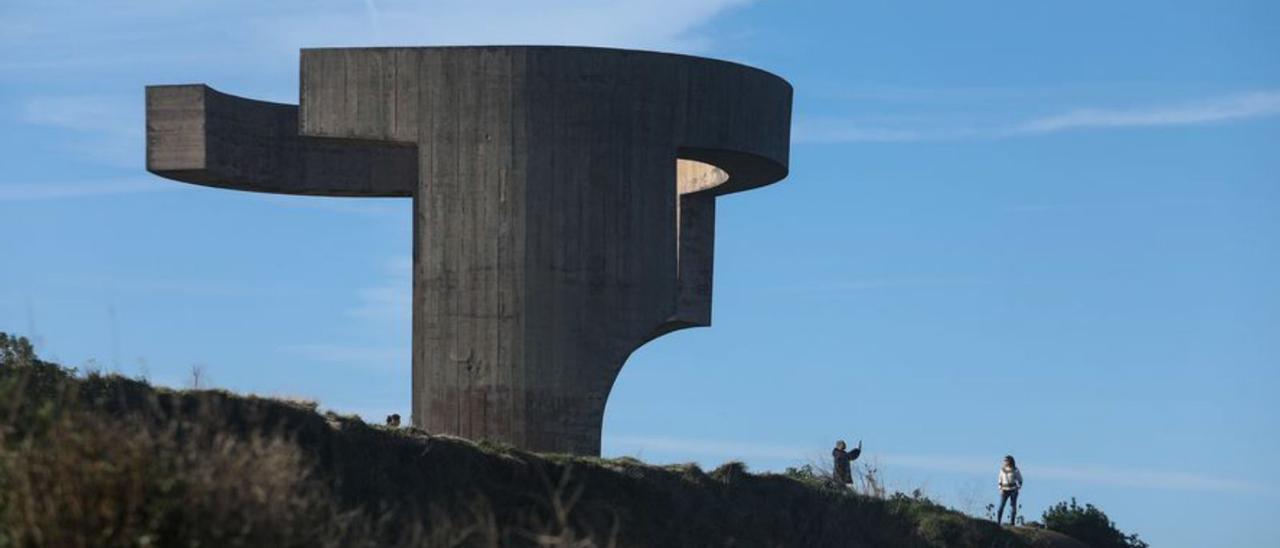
147, 46, 791, 455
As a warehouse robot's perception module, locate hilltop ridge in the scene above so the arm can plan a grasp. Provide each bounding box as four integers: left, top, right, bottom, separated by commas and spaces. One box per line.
0, 338, 1086, 547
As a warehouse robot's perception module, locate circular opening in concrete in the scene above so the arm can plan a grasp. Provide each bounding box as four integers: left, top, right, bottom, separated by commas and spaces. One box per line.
676, 159, 729, 194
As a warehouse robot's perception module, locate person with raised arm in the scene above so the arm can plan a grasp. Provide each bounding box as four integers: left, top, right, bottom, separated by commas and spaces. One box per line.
832, 439, 862, 489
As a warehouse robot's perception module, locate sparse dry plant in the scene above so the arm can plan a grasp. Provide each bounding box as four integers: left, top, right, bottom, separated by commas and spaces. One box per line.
188, 363, 207, 389
856, 461, 888, 499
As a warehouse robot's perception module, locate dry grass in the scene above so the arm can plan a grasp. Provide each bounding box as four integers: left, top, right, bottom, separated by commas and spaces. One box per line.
0, 366, 383, 547
0, 351, 618, 548
0, 333, 1057, 547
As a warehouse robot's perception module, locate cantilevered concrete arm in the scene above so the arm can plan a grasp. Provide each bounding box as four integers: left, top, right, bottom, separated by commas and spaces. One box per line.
146, 84, 417, 196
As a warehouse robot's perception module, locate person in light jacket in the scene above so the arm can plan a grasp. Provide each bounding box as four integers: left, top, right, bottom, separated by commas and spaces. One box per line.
997, 455, 1023, 525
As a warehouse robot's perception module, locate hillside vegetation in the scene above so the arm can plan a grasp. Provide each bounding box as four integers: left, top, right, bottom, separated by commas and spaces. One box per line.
0, 333, 1093, 547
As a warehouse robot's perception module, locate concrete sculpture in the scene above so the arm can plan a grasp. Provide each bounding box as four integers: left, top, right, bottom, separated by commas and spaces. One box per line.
147, 46, 791, 455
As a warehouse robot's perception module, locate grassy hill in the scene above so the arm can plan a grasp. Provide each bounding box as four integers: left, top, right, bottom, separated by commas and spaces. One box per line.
0, 335, 1089, 547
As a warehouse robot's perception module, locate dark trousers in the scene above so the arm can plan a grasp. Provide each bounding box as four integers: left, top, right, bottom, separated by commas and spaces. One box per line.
997, 489, 1019, 525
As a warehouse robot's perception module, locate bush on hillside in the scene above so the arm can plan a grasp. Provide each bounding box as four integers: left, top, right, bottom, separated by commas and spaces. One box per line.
0, 333, 36, 367
1042, 498, 1148, 548
783, 463, 834, 488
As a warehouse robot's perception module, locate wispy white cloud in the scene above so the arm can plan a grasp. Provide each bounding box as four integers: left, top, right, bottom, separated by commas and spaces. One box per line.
608, 435, 1265, 495
278, 343, 408, 369
249, 194, 410, 216
793, 125, 982, 143
2, 0, 755, 76
276, 254, 412, 371
19, 95, 142, 167
1030, 463, 1260, 495
0, 179, 177, 201
611, 435, 808, 461
349, 254, 412, 324
47, 273, 289, 298
265, 0, 754, 53
770, 276, 981, 294
797, 90, 1280, 143
1015, 90, 1280, 133
7, 0, 755, 170
21, 95, 136, 134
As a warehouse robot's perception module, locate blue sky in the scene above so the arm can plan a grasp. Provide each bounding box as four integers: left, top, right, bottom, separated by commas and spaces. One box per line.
1, 1, 1277, 545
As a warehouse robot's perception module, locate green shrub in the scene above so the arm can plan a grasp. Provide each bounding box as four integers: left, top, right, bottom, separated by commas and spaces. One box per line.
1042, 498, 1148, 548
0, 333, 37, 367
782, 463, 833, 488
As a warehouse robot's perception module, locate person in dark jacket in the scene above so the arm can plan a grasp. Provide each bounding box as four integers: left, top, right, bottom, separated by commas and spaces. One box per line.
832, 439, 862, 488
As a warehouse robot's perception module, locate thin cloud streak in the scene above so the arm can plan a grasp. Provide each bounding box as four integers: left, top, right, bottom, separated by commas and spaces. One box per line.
266, 0, 754, 53
21, 94, 137, 134
8, 0, 755, 167
20, 94, 143, 168
348, 255, 412, 324
611, 435, 808, 461
2, 0, 755, 75
797, 90, 1280, 143
278, 343, 408, 369
48, 275, 274, 298
1016, 91, 1280, 133
608, 435, 1265, 495
249, 194, 410, 216
0, 179, 178, 201
276, 254, 412, 372
770, 276, 983, 295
